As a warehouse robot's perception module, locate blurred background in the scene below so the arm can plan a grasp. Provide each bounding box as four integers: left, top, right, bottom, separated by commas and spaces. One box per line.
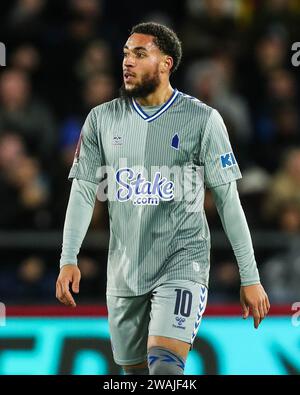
0, 0, 300, 375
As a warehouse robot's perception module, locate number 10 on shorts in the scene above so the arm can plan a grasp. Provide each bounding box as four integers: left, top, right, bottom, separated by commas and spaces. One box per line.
174, 289, 192, 317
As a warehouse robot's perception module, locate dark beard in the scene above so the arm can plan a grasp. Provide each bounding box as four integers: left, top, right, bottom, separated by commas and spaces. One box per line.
119, 71, 160, 99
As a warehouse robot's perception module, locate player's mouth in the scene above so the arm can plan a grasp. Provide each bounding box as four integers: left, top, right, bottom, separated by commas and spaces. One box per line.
124, 71, 136, 83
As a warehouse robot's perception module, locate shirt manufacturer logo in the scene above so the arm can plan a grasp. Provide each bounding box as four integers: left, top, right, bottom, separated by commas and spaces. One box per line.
112, 136, 123, 145
173, 316, 186, 330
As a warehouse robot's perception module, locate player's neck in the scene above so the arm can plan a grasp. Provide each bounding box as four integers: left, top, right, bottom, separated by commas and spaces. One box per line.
135, 83, 174, 107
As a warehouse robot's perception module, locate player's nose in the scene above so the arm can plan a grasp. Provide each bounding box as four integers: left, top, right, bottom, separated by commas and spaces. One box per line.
123, 55, 136, 68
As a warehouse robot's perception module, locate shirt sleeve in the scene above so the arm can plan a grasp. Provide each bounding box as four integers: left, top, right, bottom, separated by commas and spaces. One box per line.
200, 109, 242, 188
68, 108, 104, 184
211, 181, 260, 286
60, 178, 98, 268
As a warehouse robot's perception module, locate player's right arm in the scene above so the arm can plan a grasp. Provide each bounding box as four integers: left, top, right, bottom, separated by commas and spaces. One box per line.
56, 264, 81, 308
56, 178, 98, 306
56, 108, 104, 307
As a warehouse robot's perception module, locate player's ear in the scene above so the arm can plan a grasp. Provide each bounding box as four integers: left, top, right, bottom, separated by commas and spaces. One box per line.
160, 55, 173, 74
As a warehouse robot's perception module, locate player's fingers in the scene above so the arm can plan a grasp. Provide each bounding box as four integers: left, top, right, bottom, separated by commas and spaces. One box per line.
56, 281, 64, 303
56, 280, 63, 300
241, 303, 249, 319
59, 278, 76, 307
258, 302, 265, 322
266, 295, 271, 315
56, 281, 67, 305
265, 294, 271, 313
61, 288, 75, 307
56, 281, 59, 299
61, 280, 76, 307
252, 306, 261, 329
72, 271, 81, 294
262, 298, 269, 317
56, 283, 66, 304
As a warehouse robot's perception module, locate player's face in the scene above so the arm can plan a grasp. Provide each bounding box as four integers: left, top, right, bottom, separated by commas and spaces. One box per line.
122, 33, 164, 97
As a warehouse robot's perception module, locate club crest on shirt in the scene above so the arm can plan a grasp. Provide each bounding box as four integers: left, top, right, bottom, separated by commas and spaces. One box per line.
171, 133, 180, 150
115, 167, 174, 205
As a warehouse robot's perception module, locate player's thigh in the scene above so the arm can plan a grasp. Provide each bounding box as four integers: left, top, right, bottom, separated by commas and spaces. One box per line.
106, 293, 151, 366
148, 280, 208, 358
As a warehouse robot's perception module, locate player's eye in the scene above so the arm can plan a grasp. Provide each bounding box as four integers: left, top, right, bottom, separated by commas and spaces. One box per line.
123, 52, 129, 58
136, 52, 146, 58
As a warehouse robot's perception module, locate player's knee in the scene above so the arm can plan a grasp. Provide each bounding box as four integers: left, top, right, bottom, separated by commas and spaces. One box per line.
147, 346, 186, 375
123, 361, 149, 375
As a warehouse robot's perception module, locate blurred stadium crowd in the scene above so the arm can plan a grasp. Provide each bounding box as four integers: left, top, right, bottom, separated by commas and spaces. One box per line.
0, 0, 300, 305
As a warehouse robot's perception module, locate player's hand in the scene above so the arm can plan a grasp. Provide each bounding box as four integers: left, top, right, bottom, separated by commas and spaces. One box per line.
56, 264, 81, 307
240, 284, 270, 329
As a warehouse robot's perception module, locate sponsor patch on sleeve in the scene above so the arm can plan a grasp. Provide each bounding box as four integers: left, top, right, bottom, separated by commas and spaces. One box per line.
220, 152, 237, 169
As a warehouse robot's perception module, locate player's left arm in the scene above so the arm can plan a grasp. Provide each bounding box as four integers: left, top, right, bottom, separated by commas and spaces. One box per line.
210, 181, 270, 329
200, 109, 270, 328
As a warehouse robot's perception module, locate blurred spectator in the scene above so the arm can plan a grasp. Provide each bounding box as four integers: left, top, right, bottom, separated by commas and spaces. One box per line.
11, 44, 41, 75
253, 68, 300, 171
66, 0, 103, 43
0, 255, 56, 303
0, 69, 56, 165
16, 256, 55, 302
0, 131, 26, 170
262, 69, 297, 119
8, 156, 49, 210
59, 72, 115, 158
0, 132, 50, 229
49, 73, 113, 228
5, 0, 47, 44
256, 33, 288, 75
185, 55, 253, 167
83, 73, 116, 110
243, 29, 291, 118
264, 148, 300, 232
181, 0, 238, 58
10, 44, 49, 100
250, 0, 300, 44
75, 40, 113, 81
